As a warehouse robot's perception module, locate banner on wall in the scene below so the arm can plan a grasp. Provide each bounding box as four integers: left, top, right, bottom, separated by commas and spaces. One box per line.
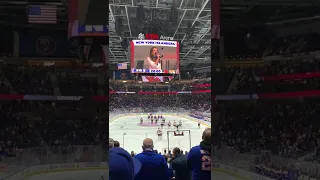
19, 30, 73, 57
115, 70, 132, 80
68, 0, 108, 37
141, 76, 174, 82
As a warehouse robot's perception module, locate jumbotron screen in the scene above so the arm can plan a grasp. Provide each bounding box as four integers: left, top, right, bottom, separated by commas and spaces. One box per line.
130, 40, 180, 74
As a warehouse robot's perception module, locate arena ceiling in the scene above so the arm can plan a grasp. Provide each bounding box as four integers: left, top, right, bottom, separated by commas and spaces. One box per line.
221, 0, 320, 28
0, 0, 319, 67
109, 0, 211, 66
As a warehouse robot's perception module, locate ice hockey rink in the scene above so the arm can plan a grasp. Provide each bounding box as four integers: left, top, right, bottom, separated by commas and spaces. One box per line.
212, 171, 240, 180
25, 170, 106, 180
109, 114, 208, 153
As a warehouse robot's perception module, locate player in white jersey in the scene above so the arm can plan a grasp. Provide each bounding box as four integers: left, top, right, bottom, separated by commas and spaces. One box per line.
173, 120, 176, 127
100, 173, 104, 180
140, 117, 143, 124
178, 120, 182, 127
168, 121, 171, 128
157, 128, 162, 140
155, 117, 158, 124
160, 120, 164, 128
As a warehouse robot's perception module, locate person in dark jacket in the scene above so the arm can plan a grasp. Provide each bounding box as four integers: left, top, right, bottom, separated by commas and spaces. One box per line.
134, 138, 170, 180
170, 147, 191, 180
109, 145, 141, 180
114, 141, 120, 147
187, 128, 211, 180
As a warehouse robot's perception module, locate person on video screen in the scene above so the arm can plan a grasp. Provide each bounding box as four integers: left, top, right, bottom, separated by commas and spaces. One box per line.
146, 47, 161, 70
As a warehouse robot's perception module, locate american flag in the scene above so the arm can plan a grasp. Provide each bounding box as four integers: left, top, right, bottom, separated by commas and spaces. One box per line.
28, 5, 57, 24
117, 63, 128, 70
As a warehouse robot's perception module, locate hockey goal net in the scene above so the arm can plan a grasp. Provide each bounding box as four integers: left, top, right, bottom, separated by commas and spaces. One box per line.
166, 130, 191, 152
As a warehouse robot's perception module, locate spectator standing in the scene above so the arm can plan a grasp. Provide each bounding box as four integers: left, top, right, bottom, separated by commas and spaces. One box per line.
187, 128, 211, 180
170, 147, 191, 180
114, 141, 120, 147
134, 138, 170, 180
109, 138, 114, 148
109, 139, 141, 180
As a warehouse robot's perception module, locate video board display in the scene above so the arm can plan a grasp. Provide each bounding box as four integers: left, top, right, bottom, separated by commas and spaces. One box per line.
130, 40, 179, 74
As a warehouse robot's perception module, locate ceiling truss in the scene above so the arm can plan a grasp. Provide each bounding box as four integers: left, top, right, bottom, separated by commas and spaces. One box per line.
109, 0, 211, 66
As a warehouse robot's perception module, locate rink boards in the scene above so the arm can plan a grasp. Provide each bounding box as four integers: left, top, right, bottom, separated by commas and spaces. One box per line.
1, 162, 107, 180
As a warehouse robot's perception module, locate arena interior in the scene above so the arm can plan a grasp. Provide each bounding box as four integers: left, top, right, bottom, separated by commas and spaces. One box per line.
0, 0, 319, 180
109, 0, 211, 179
0, 0, 109, 180
213, 1, 320, 180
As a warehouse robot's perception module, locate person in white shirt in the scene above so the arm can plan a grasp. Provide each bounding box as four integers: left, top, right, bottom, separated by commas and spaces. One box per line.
146, 47, 161, 70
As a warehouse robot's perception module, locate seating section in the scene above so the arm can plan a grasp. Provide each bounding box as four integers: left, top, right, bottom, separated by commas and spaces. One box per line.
2, 66, 53, 95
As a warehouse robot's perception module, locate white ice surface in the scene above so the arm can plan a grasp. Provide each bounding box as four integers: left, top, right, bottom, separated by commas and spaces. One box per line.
109, 114, 208, 153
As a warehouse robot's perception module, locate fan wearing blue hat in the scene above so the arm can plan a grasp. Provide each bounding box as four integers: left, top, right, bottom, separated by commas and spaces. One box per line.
133, 138, 170, 180
109, 138, 142, 180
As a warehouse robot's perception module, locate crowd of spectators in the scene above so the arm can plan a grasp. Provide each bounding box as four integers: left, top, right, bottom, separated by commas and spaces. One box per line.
0, 73, 10, 93
230, 60, 320, 94
57, 70, 95, 96
264, 33, 320, 56
109, 128, 211, 180
109, 93, 211, 114
2, 65, 53, 95
213, 58, 320, 179
0, 99, 107, 178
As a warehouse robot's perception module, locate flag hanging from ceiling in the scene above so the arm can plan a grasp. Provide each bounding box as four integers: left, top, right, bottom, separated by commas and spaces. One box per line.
212, 0, 220, 40
117, 63, 128, 70
28, 5, 57, 24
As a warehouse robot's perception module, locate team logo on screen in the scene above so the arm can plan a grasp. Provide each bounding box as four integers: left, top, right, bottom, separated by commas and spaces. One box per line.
138, 33, 145, 40
36, 36, 56, 55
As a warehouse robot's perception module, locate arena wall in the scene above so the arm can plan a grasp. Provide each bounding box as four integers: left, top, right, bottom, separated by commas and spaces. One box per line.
1, 162, 107, 180
212, 163, 275, 180
109, 113, 211, 127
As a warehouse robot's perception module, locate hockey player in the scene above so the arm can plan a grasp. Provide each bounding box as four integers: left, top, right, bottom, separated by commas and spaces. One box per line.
173, 120, 176, 127
157, 128, 162, 140
168, 121, 171, 128
198, 121, 201, 128
154, 115, 157, 120
158, 115, 160, 119
179, 120, 182, 127
155, 118, 158, 124
140, 117, 143, 124
100, 173, 104, 180
160, 120, 164, 129
151, 118, 154, 124
148, 115, 150, 120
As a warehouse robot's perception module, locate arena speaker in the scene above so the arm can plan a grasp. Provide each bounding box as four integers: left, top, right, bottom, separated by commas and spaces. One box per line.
136, 5, 145, 22
166, 130, 191, 152
169, 6, 178, 27
115, 17, 122, 36
84, 0, 108, 25
186, 22, 194, 39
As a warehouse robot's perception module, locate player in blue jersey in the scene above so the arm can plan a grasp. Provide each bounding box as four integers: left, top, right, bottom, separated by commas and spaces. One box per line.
187, 128, 211, 180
